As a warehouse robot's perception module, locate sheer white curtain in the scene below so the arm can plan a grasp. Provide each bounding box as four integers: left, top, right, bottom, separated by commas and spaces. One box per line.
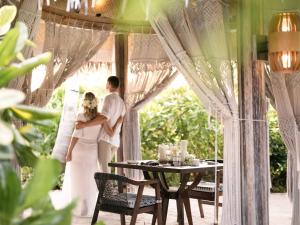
122, 33, 177, 176
30, 21, 110, 107
47, 25, 110, 161
268, 72, 300, 225
149, 0, 241, 224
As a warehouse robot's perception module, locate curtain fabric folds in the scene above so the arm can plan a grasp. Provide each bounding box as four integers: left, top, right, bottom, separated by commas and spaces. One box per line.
29, 21, 110, 107
268, 72, 300, 225
8, 0, 42, 98
122, 33, 177, 177
149, 0, 241, 224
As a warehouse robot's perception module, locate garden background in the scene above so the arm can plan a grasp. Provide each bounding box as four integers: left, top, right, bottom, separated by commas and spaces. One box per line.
28, 84, 287, 193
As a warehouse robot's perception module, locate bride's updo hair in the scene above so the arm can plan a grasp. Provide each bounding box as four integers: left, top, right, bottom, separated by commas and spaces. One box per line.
82, 92, 98, 120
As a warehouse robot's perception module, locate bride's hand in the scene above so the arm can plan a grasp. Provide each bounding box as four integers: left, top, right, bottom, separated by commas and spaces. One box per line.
66, 152, 72, 162
75, 121, 85, 129
117, 116, 123, 124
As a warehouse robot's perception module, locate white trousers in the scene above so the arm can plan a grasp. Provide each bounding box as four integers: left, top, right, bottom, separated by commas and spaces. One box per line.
98, 140, 117, 173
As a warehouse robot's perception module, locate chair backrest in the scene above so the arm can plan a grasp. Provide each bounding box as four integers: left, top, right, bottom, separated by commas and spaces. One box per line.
94, 172, 132, 208
216, 170, 223, 185
94, 173, 129, 187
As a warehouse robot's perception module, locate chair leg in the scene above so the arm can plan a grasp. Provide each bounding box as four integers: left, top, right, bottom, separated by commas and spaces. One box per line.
197, 199, 205, 218
120, 214, 126, 225
156, 199, 163, 225
151, 210, 157, 225
129, 212, 139, 225
91, 205, 100, 225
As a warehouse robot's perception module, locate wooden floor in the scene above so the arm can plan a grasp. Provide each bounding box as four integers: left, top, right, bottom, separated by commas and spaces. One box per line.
50, 189, 292, 225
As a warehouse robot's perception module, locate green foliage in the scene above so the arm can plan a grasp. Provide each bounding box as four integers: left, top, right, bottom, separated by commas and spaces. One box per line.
268, 110, 287, 193
140, 87, 287, 192
0, 5, 54, 166
140, 87, 223, 160
30, 87, 65, 157
0, 161, 74, 225
0, 5, 74, 225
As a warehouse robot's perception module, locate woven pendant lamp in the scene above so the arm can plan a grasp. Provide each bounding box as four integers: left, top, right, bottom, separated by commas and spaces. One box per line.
268, 12, 300, 74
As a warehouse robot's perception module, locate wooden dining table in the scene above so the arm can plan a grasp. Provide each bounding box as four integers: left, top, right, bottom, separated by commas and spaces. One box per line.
109, 160, 223, 225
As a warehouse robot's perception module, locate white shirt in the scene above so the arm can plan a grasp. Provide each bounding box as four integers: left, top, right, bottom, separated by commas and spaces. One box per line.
98, 92, 126, 147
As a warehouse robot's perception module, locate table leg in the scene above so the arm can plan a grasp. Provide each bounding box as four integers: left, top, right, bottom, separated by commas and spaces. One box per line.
162, 197, 169, 225
176, 197, 185, 225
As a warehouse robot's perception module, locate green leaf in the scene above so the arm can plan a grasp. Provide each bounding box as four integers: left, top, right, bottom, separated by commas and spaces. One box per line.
0, 89, 25, 110
11, 125, 29, 147
20, 159, 61, 210
0, 145, 14, 160
17, 202, 74, 225
10, 125, 37, 167
14, 143, 37, 167
0, 22, 28, 66
14, 22, 28, 54
0, 23, 10, 36
0, 162, 21, 225
0, 27, 19, 66
0, 5, 17, 35
25, 39, 36, 48
0, 6, 17, 27
19, 125, 42, 141
0, 120, 13, 145
0, 52, 52, 87
9, 104, 59, 125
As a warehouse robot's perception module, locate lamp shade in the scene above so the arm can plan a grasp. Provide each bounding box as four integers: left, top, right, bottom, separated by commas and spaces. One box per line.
268, 12, 300, 74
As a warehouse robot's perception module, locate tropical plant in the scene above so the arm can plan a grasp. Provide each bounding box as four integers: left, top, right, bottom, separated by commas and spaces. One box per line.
140, 87, 223, 161
268, 109, 287, 192
140, 87, 287, 192
0, 5, 74, 225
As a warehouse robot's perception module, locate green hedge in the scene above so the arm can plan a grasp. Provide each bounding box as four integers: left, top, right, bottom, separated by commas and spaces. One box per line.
140, 87, 223, 160
268, 110, 287, 192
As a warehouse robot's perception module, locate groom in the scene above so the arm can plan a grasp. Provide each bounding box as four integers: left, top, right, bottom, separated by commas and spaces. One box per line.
76, 76, 126, 173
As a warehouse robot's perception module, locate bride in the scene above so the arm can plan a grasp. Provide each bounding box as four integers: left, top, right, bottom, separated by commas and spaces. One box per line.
62, 92, 122, 217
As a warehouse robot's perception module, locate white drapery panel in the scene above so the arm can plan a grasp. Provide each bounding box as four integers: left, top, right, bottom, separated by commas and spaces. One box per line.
122, 33, 177, 175
268, 72, 300, 225
29, 21, 110, 107
149, 0, 241, 224
52, 85, 79, 163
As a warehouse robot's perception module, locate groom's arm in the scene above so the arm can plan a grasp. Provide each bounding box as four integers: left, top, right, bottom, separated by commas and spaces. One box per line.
76, 95, 111, 129
76, 114, 107, 129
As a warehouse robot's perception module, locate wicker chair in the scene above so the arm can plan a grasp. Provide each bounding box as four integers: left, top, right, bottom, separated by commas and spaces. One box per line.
189, 170, 223, 225
91, 173, 162, 225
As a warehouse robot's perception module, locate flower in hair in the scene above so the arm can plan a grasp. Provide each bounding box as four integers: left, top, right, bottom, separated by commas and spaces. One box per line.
82, 98, 98, 109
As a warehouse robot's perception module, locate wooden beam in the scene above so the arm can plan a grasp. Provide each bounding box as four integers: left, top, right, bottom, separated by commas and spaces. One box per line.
115, 33, 128, 175
115, 34, 128, 99
42, 6, 154, 33
238, 0, 269, 225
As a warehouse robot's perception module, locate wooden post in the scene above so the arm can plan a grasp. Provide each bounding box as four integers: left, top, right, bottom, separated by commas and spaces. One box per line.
115, 33, 128, 175
238, 0, 269, 224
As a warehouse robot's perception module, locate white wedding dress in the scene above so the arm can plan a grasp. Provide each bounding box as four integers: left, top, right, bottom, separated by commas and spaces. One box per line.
62, 113, 101, 217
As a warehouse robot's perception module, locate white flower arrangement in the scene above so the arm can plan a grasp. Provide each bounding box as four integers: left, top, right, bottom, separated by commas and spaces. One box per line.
82, 98, 98, 109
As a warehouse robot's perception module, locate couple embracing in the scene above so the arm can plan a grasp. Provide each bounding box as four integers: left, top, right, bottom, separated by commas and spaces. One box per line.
62, 76, 126, 217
